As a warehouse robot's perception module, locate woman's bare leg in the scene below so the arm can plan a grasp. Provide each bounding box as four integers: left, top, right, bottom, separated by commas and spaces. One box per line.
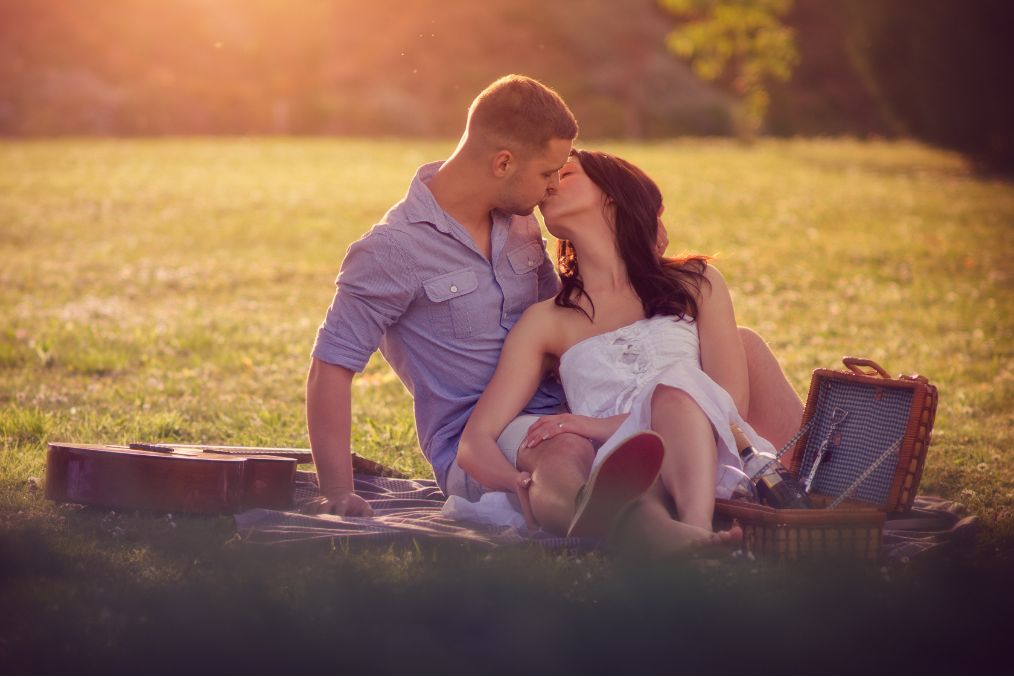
606, 383, 745, 556
650, 385, 719, 531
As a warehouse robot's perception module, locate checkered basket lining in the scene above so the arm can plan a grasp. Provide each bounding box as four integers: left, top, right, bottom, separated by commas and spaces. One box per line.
797, 381, 913, 506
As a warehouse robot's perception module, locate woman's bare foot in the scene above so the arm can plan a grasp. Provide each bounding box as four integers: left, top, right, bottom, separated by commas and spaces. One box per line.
608, 496, 741, 557
707, 523, 744, 547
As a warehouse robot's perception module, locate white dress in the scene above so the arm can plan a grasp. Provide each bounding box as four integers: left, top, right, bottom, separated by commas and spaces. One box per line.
441, 313, 771, 527
559, 314, 773, 499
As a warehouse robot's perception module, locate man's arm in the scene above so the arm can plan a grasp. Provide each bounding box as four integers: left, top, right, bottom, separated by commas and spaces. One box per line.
303, 357, 373, 516
304, 230, 417, 515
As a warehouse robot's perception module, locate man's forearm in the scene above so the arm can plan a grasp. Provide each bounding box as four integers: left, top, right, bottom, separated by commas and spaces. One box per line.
306, 358, 356, 496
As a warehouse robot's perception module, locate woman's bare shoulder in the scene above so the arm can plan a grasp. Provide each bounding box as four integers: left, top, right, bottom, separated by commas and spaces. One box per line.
516, 296, 562, 328
514, 298, 574, 352
688, 262, 727, 305
702, 263, 732, 296
702, 262, 726, 282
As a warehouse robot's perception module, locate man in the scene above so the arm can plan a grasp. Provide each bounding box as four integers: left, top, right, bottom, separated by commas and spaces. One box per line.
305, 75, 802, 539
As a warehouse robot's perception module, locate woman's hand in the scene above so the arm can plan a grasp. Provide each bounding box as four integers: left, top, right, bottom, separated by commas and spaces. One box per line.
521, 413, 624, 449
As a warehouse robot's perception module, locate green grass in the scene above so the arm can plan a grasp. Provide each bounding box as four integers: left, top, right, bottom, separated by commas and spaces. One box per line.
1, 137, 1012, 672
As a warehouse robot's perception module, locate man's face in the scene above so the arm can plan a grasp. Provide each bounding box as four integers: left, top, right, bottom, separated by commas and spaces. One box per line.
498, 137, 572, 216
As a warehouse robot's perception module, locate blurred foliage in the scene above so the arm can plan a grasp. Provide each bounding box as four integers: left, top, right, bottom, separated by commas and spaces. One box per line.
765, 0, 890, 138
0, 0, 1010, 168
0, 0, 734, 139
660, 0, 799, 139
842, 0, 1014, 173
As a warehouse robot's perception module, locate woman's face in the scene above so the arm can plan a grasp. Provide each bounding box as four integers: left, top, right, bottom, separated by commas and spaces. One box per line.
537, 155, 610, 239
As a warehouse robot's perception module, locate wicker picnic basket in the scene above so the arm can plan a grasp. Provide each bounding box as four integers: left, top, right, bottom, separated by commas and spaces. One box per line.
789, 357, 937, 514
713, 357, 936, 561
714, 496, 886, 561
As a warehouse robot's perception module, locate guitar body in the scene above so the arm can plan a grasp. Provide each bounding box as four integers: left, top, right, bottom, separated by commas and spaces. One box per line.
45, 443, 297, 514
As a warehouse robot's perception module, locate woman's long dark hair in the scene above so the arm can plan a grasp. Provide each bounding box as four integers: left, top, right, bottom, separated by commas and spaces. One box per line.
555, 149, 711, 321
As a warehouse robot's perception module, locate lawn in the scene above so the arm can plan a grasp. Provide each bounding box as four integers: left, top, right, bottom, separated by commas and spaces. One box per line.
1, 137, 1012, 672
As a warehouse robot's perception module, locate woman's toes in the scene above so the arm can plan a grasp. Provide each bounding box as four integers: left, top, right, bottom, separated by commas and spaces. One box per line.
717, 524, 744, 545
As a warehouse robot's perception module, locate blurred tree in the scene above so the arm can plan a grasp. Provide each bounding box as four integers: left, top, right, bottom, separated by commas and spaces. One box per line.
0, 0, 735, 138
766, 0, 889, 138
842, 0, 1014, 172
660, 0, 799, 139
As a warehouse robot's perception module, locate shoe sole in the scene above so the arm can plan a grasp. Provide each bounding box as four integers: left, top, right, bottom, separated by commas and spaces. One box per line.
566, 431, 665, 539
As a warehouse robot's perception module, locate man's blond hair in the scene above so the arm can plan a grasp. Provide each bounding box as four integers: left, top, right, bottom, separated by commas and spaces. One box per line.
467, 75, 578, 152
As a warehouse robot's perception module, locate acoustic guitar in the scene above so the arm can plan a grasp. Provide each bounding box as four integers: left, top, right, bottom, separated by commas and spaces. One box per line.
45, 442, 406, 514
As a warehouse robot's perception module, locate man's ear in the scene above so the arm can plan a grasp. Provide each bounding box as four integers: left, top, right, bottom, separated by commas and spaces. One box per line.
492, 150, 514, 178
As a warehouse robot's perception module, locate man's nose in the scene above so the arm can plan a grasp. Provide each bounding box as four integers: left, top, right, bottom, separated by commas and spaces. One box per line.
548, 172, 560, 191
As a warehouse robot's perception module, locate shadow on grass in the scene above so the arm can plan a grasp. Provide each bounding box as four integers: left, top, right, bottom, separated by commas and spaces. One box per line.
2, 525, 1013, 674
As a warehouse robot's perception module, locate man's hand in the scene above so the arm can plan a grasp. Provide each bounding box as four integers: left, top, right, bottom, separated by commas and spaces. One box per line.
302, 490, 374, 517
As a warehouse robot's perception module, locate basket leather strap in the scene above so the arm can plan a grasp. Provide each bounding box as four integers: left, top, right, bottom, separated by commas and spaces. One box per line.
776, 419, 815, 461
827, 437, 902, 509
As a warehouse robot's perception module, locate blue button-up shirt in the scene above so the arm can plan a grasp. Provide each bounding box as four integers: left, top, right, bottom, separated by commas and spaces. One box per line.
312, 161, 565, 491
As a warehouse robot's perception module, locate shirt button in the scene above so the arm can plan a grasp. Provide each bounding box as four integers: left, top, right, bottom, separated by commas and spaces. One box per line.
527, 259, 534, 266
450, 285, 458, 293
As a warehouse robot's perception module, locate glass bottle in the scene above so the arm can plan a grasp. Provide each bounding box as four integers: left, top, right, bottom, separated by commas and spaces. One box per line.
731, 424, 812, 509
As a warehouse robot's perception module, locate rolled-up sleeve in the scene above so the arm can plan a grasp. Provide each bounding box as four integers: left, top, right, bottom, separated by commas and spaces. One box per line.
311, 230, 417, 372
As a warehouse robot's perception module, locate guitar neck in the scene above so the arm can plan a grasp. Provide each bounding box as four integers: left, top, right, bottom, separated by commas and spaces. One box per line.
144, 442, 407, 478
148, 442, 313, 463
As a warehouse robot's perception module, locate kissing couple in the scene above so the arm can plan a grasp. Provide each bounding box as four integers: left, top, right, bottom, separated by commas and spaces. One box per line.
305, 75, 804, 554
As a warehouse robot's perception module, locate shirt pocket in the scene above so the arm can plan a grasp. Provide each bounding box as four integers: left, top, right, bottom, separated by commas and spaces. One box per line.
422, 268, 480, 338
503, 242, 543, 314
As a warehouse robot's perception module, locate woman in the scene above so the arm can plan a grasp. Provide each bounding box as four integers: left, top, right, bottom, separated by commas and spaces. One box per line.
456, 149, 772, 552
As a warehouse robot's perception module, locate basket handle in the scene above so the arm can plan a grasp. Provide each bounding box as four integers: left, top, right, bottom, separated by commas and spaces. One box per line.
842, 357, 891, 379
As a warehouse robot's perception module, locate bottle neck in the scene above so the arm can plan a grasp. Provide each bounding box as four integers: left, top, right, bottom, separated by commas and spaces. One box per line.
730, 424, 755, 459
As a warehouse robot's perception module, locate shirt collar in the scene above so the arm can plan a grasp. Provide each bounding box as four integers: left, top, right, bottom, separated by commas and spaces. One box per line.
404, 161, 453, 234
404, 161, 518, 248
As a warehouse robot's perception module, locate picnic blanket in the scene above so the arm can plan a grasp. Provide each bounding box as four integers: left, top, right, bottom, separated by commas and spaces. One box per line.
233, 471, 595, 550
234, 471, 977, 561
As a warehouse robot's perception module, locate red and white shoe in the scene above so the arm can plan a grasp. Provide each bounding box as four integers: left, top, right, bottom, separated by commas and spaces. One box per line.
566, 431, 665, 539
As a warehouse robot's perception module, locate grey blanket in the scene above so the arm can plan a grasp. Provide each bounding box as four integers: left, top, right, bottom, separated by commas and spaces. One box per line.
234, 471, 594, 550
234, 471, 977, 561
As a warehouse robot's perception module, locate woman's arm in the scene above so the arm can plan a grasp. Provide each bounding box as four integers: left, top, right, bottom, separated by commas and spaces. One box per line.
457, 305, 554, 493
696, 265, 750, 416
